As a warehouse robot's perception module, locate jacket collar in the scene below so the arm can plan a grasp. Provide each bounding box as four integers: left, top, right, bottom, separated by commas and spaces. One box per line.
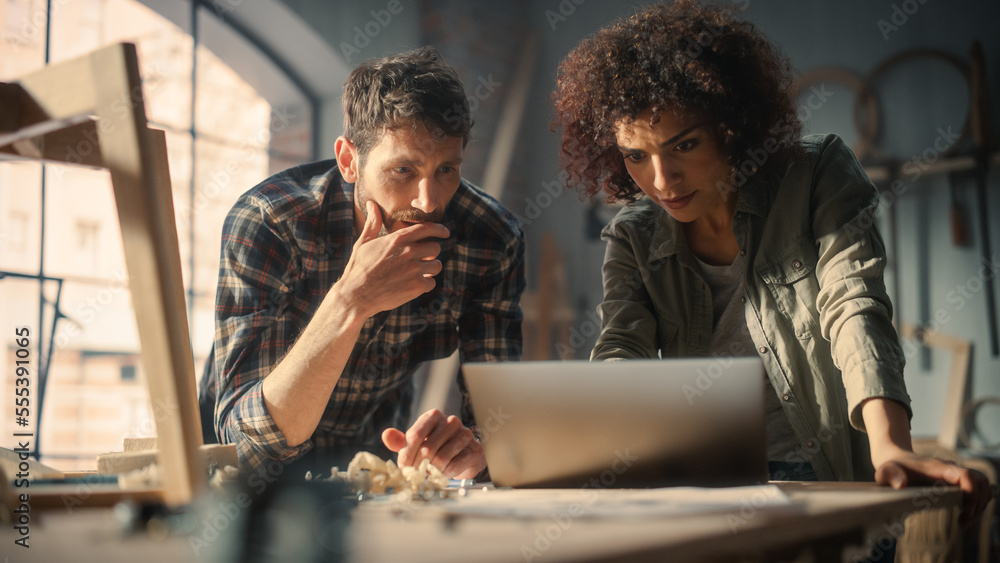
646, 173, 776, 262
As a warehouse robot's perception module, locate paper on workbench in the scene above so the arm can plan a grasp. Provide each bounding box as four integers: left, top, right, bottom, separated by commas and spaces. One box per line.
440, 485, 798, 519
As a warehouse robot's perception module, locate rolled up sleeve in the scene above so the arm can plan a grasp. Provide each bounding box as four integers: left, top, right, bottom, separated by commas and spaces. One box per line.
213, 195, 312, 469
811, 135, 911, 430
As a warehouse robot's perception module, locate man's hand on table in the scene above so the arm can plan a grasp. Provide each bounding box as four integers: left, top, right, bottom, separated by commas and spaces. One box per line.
875, 450, 992, 527
381, 409, 486, 479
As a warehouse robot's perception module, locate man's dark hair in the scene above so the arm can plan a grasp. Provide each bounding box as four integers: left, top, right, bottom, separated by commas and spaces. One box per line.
553, 0, 803, 203
342, 46, 472, 162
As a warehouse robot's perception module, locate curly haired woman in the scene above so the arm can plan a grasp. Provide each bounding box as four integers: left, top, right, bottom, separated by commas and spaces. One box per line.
554, 0, 990, 529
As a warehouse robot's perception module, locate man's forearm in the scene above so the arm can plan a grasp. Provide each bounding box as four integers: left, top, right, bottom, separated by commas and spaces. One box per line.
861, 397, 913, 469
261, 282, 368, 447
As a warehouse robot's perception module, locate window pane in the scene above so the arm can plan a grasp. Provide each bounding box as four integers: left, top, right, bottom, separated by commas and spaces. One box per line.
1, 276, 44, 447
168, 130, 194, 296
39, 161, 144, 470
1, 1, 49, 462
2, 0, 316, 469
42, 165, 118, 278
195, 43, 271, 144
267, 99, 314, 174
50, 0, 194, 131
186, 135, 270, 362
191, 136, 268, 285
196, 5, 313, 164
0, 163, 42, 271
0, 0, 47, 79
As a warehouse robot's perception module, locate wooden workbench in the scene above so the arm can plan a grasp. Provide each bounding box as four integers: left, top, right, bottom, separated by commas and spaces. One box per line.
0, 482, 961, 562
348, 482, 959, 562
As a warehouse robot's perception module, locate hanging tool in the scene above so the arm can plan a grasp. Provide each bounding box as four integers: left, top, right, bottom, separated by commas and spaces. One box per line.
852, 49, 971, 360
948, 171, 970, 247
916, 190, 932, 369
969, 41, 998, 357
882, 162, 904, 333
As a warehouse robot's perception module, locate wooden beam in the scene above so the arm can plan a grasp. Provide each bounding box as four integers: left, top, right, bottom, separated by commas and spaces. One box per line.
0, 447, 65, 480
123, 437, 158, 452
0, 112, 93, 149
900, 323, 971, 451
0, 81, 49, 132
16, 51, 96, 122
481, 32, 539, 200
4, 43, 203, 508
864, 152, 1000, 183
0, 119, 104, 168
97, 444, 237, 475
89, 43, 203, 506
0, 83, 22, 132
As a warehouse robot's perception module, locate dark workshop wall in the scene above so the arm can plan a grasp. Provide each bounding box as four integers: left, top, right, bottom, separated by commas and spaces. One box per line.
279, 0, 1000, 444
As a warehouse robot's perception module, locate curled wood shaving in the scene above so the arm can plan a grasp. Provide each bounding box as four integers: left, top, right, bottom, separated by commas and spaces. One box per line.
329, 451, 449, 495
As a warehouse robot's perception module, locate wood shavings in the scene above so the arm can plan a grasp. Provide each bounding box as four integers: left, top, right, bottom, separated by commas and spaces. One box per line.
207, 464, 242, 492
117, 463, 160, 489
327, 451, 449, 496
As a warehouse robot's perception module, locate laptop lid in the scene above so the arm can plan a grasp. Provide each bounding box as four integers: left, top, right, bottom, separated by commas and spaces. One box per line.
464, 358, 768, 488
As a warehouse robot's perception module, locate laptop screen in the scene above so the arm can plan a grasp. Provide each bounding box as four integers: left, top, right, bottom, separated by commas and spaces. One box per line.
464, 358, 768, 488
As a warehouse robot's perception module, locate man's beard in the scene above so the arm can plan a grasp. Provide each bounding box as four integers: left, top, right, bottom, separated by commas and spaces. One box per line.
356, 175, 445, 236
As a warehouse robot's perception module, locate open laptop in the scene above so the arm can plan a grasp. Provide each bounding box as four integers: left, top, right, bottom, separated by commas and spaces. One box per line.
463, 358, 768, 488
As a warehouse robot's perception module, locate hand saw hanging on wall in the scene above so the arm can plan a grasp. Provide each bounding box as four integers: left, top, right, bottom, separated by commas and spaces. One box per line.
969, 41, 998, 357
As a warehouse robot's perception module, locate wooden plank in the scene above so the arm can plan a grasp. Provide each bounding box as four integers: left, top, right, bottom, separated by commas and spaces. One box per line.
2, 463, 143, 520
0, 119, 104, 168
961, 458, 998, 563
528, 233, 575, 360
0, 81, 50, 132
938, 341, 970, 451
900, 324, 971, 450
16, 50, 96, 122
481, 32, 539, 199
346, 484, 962, 563
533, 233, 557, 360
96, 444, 237, 475
11, 137, 42, 158
3, 481, 974, 560
0, 113, 93, 149
22, 486, 162, 511
0, 83, 21, 132
123, 437, 158, 452
89, 43, 203, 506
897, 506, 960, 563
0, 447, 64, 480
864, 152, 1000, 182
34, 120, 105, 167
2, 42, 203, 509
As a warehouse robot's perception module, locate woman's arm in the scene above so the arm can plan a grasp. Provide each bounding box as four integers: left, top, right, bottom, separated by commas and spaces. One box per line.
862, 397, 992, 526
592, 219, 662, 360
807, 135, 991, 525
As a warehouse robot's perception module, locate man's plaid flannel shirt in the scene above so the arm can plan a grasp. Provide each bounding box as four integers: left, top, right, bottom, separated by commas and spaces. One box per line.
210, 160, 524, 470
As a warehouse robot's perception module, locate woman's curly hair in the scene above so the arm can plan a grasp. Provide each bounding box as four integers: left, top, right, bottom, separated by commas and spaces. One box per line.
553, 0, 802, 203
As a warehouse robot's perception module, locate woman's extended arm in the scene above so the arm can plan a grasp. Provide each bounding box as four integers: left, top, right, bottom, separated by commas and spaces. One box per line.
862, 397, 991, 526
